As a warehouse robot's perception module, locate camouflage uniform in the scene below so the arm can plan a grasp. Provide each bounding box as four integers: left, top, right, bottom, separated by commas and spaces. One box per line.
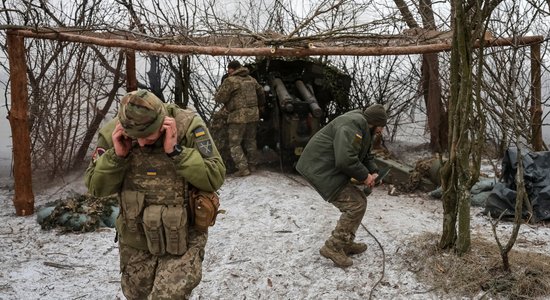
85, 90, 225, 299
214, 66, 265, 174
296, 105, 387, 267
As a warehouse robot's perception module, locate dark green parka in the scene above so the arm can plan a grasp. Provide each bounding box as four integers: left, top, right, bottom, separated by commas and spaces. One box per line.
295, 109, 379, 202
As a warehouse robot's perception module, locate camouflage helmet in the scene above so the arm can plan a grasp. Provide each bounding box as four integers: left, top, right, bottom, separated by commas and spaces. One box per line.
118, 90, 167, 138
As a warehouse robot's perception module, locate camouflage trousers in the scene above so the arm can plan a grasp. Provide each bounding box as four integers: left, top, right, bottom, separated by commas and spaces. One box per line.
327, 184, 367, 248
228, 122, 259, 172
119, 228, 208, 300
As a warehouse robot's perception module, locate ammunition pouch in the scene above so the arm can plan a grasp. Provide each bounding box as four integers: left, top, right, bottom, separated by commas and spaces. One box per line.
142, 205, 166, 256
116, 191, 148, 250
189, 188, 221, 233
117, 190, 189, 255
120, 190, 145, 232
162, 205, 188, 255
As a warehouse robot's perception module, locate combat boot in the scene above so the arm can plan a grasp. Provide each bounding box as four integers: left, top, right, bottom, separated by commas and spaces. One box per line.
235, 168, 251, 177
319, 242, 353, 268
344, 242, 368, 255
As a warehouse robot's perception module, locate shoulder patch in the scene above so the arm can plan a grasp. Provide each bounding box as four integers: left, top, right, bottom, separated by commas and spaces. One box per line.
196, 139, 213, 157
194, 127, 206, 137
353, 132, 363, 146
193, 126, 214, 158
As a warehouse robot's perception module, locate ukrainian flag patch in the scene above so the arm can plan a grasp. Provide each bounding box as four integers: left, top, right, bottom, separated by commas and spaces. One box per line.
194, 127, 206, 137
353, 132, 363, 144
146, 169, 157, 176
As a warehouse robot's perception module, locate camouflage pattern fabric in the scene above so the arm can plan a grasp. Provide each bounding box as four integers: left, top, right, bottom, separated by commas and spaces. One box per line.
401, 158, 437, 192
118, 90, 167, 139
228, 122, 259, 172
37, 193, 118, 232
85, 103, 226, 299
113, 141, 188, 251
209, 108, 236, 172
328, 184, 367, 247
119, 228, 207, 300
214, 67, 265, 124
123, 145, 185, 205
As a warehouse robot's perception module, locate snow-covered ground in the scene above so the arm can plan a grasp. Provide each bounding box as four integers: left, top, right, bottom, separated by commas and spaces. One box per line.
1, 162, 550, 300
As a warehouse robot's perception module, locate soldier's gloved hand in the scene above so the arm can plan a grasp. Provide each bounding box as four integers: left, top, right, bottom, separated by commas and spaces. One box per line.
112, 122, 132, 158
162, 116, 178, 154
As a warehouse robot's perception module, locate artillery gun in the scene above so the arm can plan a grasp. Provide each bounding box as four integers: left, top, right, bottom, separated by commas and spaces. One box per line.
210, 58, 352, 172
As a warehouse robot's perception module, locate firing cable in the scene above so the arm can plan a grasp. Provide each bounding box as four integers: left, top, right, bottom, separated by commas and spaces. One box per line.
361, 222, 386, 300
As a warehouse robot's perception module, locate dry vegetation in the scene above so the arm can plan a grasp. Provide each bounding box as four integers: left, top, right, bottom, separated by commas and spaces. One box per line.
403, 232, 550, 299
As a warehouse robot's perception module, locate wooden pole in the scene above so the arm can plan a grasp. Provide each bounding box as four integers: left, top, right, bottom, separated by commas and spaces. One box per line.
6, 30, 34, 216
9, 29, 545, 57
530, 43, 543, 151
126, 50, 137, 91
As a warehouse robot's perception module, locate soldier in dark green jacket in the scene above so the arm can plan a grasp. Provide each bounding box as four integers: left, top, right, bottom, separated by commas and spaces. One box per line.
296, 104, 387, 268
85, 90, 225, 299
214, 60, 265, 177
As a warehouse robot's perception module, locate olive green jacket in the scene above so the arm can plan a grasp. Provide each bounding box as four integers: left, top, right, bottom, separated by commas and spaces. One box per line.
85, 104, 226, 197
295, 109, 378, 202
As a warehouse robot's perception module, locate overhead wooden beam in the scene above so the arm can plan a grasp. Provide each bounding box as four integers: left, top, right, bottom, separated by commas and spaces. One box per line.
6, 31, 34, 216
9, 29, 545, 57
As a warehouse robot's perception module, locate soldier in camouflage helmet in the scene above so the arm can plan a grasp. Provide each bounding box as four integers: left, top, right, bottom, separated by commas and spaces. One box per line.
296, 104, 388, 268
214, 60, 265, 177
85, 90, 225, 299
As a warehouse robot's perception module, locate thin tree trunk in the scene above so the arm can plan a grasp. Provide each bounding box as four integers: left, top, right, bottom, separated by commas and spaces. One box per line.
147, 56, 165, 101
439, 1, 461, 249
530, 43, 542, 151
172, 56, 190, 108
182, 56, 190, 107
420, 0, 447, 153
395, 0, 447, 153
73, 53, 125, 167
422, 53, 447, 152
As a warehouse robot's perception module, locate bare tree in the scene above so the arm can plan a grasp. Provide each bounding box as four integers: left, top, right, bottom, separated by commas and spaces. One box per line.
439, 0, 505, 255
393, 0, 448, 153
1, 1, 127, 176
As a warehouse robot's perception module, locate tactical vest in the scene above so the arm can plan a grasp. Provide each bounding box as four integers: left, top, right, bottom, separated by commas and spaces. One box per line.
116, 144, 188, 256
225, 77, 260, 124
227, 76, 259, 110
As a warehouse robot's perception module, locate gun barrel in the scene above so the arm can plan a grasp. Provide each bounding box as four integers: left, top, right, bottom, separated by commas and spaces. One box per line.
271, 77, 294, 112
295, 80, 322, 118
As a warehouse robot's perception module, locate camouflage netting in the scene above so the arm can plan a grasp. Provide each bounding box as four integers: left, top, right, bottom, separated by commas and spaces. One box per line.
400, 157, 440, 192
37, 193, 119, 232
